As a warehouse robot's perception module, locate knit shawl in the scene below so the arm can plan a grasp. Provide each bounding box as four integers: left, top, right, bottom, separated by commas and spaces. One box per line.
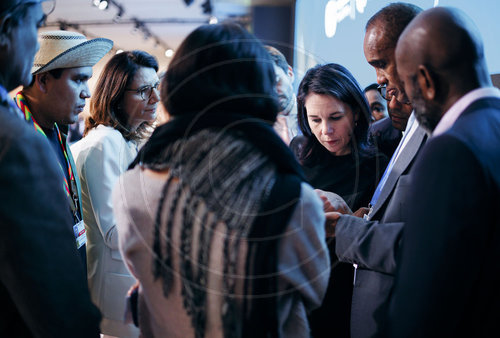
131, 112, 305, 338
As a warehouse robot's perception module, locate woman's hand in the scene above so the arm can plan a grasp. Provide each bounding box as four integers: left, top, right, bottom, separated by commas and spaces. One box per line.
315, 189, 351, 214
315, 189, 351, 238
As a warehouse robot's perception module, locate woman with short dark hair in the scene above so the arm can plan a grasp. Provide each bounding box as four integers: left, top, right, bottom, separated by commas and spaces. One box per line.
113, 23, 330, 338
71, 50, 160, 338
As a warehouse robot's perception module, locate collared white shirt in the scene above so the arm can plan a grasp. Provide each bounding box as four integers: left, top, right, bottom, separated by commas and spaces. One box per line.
433, 87, 500, 137
368, 111, 420, 210
394, 112, 419, 164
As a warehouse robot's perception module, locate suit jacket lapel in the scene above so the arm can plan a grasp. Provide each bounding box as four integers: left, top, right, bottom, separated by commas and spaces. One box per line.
370, 125, 427, 218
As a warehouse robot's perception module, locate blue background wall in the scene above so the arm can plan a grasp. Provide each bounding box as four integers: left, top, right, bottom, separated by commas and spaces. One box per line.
294, 0, 500, 89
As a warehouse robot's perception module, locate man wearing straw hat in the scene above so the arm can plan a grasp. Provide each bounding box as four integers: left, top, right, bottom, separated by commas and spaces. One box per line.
14, 30, 113, 273
0, 1, 101, 336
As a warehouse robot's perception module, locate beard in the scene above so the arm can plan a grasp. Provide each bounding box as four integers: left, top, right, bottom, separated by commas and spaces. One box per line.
411, 81, 442, 133
278, 93, 295, 116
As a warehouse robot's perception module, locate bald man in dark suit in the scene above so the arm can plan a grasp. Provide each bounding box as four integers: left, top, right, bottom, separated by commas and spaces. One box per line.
388, 6, 500, 337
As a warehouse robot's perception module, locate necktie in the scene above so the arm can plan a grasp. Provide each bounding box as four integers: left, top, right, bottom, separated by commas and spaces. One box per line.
369, 126, 409, 207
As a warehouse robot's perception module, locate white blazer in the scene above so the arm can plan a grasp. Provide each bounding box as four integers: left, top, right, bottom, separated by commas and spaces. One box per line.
71, 125, 140, 337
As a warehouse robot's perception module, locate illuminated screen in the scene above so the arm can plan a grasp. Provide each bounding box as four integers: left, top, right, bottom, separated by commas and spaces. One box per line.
294, 0, 500, 89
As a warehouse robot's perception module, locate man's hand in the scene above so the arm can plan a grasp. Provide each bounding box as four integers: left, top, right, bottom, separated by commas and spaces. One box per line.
353, 207, 370, 218
325, 212, 341, 238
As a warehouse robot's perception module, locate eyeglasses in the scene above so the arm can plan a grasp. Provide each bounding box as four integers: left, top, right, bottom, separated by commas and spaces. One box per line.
125, 81, 160, 101
41, 0, 56, 15
3, 0, 56, 17
377, 84, 411, 105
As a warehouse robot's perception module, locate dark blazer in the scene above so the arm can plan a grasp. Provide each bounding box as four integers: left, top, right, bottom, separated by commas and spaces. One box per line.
335, 119, 427, 338
367, 117, 402, 159
0, 104, 101, 337
15, 97, 87, 272
388, 96, 500, 338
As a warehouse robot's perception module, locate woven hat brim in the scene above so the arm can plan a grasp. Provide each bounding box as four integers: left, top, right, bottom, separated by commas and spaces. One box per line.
32, 38, 113, 75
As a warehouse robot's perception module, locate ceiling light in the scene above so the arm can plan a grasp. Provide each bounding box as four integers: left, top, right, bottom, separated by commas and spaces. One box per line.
165, 49, 174, 58
98, 1, 109, 10
92, 0, 109, 10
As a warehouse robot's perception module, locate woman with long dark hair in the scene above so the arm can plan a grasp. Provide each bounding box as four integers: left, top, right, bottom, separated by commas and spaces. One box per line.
293, 63, 387, 211
292, 63, 387, 338
112, 23, 330, 338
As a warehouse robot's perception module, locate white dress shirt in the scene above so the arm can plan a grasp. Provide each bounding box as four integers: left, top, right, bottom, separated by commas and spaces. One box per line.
433, 87, 500, 137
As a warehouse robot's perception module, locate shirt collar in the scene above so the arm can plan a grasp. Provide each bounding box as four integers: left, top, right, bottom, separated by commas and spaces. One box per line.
433, 87, 500, 137
401, 112, 416, 138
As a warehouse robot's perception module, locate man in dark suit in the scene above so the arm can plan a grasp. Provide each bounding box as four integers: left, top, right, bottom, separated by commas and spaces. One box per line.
388, 7, 500, 337
0, 1, 101, 336
367, 116, 401, 159
365, 83, 403, 159
365, 83, 388, 122
328, 3, 427, 338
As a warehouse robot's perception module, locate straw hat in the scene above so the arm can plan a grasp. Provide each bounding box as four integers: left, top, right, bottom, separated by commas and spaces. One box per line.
32, 30, 113, 75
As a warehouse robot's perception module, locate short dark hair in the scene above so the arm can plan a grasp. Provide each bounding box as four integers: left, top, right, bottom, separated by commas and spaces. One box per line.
85, 50, 159, 141
47, 68, 64, 79
366, 2, 423, 47
364, 83, 379, 93
264, 45, 289, 74
162, 23, 278, 122
26, 68, 63, 87
297, 63, 372, 165
0, 0, 16, 15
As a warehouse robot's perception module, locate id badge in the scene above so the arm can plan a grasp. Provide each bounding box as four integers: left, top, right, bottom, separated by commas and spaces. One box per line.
73, 220, 87, 249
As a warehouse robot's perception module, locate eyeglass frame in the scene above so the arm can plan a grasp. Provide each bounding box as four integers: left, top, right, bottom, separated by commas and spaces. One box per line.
125, 81, 160, 101
377, 84, 411, 105
2, 0, 56, 17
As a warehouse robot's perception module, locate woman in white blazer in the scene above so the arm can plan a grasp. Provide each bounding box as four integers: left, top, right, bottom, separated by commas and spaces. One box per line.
71, 50, 160, 338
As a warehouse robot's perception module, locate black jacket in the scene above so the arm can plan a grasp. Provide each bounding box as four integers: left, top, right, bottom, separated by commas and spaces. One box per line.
0, 103, 101, 337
